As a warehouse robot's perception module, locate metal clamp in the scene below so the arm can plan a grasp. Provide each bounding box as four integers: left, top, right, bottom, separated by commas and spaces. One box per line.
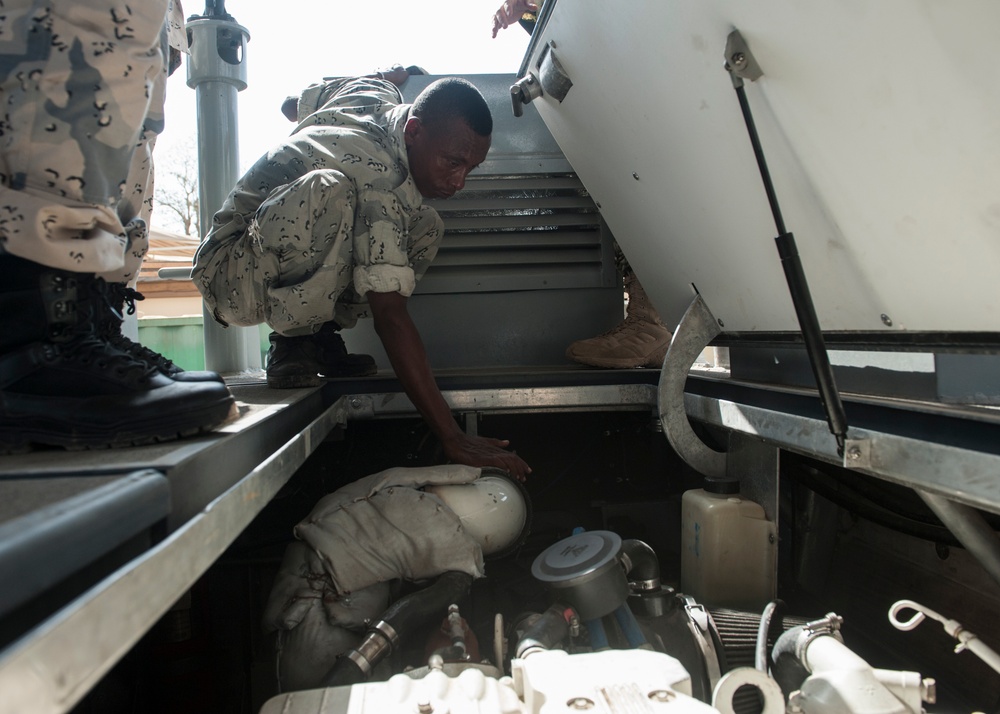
683, 596, 723, 691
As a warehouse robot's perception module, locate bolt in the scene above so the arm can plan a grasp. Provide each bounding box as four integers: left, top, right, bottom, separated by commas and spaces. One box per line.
847, 446, 862, 461
648, 690, 675, 702
881, 313, 893, 327
717, 318, 725, 328
768, 533, 776, 544
567, 698, 595, 710
417, 702, 433, 714
731, 52, 747, 68
632, 172, 640, 180
350, 398, 362, 409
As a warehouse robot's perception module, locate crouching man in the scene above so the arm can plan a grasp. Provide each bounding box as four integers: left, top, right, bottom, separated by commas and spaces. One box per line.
193, 70, 530, 479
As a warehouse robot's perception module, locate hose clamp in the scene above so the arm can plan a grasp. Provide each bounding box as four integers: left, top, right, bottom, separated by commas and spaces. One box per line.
683, 596, 722, 691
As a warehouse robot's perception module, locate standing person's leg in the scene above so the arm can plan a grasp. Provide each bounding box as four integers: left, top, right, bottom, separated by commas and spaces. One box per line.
565, 241, 673, 369
0, 1, 235, 452
0, 1, 166, 270
93, 3, 222, 382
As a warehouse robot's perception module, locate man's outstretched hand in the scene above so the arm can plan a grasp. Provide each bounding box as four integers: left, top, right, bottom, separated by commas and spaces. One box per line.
491, 0, 540, 38
442, 431, 531, 482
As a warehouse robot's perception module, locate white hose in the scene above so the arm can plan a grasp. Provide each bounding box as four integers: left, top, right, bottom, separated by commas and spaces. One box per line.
889, 599, 1000, 675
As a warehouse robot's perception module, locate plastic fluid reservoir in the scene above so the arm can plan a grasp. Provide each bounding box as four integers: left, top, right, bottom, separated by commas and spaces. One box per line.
680, 477, 776, 610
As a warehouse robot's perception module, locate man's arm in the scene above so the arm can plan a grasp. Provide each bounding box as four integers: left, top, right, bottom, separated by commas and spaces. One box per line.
368, 290, 531, 481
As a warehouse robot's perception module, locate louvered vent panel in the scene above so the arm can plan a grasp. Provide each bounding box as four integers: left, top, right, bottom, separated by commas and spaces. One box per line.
418, 174, 615, 294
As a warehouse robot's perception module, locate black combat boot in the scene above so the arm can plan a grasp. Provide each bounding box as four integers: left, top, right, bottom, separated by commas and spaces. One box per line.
312, 322, 377, 378
0, 256, 237, 453
265, 323, 376, 390
265, 333, 324, 389
95, 281, 224, 383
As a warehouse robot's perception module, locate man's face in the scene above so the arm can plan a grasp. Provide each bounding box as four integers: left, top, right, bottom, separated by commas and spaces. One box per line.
404, 115, 491, 199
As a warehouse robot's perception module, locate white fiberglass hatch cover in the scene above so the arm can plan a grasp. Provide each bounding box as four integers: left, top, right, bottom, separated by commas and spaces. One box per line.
516, 0, 1000, 339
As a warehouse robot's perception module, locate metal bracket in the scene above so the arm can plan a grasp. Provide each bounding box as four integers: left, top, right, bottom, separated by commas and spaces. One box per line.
658, 294, 727, 478
340, 394, 375, 420
724, 30, 763, 82
511, 41, 572, 118
842, 438, 871, 470
538, 41, 573, 102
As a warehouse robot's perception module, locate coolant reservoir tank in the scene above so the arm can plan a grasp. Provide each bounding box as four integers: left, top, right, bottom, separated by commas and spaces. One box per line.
681, 478, 776, 610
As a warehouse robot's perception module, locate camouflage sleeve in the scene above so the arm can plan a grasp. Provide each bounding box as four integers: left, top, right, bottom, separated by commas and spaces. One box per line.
351, 188, 416, 298
297, 77, 403, 123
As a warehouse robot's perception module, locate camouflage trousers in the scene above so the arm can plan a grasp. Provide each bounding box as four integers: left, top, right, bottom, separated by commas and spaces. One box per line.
194, 170, 443, 336
0, 0, 169, 282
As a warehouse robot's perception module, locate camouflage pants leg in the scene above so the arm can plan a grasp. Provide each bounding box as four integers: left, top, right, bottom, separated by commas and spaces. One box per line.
0, 0, 168, 274
196, 169, 443, 336
196, 170, 359, 334
100, 0, 183, 285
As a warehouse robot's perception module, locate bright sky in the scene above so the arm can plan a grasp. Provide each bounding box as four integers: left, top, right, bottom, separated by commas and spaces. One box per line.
153, 0, 530, 232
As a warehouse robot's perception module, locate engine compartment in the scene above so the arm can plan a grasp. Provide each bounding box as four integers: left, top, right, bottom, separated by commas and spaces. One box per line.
71, 409, 1000, 713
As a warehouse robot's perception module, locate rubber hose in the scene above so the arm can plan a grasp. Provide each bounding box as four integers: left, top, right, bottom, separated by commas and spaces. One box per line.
755, 599, 785, 672
324, 655, 365, 688
516, 603, 571, 658
322, 571, 474, 686
621, 539, 661, 590
770, 625, 811, 696
381, 571, 473, 635
613, 603, 647, 648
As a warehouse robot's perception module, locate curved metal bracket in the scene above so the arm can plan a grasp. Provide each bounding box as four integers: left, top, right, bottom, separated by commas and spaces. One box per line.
658, 295, 727, 478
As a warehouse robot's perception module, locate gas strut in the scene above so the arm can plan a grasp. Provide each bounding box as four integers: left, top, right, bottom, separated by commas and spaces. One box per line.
723, 30, 849, 456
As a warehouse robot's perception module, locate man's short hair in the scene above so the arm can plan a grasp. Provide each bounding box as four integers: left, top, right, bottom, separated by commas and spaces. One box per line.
411, 78, 493, 137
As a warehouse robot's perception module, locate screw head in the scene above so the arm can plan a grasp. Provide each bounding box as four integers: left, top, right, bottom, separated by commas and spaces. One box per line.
648, 690, 675, 702
881, 313, 893, 327
847, 446, 862, 461
350, 398, 362, 409
567, 698, 595, 710
632, 172, 640, 181
731, 52, 747, 67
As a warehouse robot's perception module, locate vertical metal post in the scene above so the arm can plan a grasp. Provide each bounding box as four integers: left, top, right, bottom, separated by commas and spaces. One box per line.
186, 9, 260, 373
727, 432, 780, 601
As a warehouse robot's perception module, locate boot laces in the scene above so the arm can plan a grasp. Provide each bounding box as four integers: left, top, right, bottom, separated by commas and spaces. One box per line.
100, 283, 180, 374
59, 333, 160, 382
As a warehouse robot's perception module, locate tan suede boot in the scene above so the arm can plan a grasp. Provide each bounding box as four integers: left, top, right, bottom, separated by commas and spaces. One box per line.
566, 272, 673, 368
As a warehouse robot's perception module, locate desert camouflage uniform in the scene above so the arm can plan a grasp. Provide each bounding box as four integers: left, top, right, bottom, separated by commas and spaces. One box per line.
193, 78, 444, 337
101, 0, 188, 286
0, 0, 175, 277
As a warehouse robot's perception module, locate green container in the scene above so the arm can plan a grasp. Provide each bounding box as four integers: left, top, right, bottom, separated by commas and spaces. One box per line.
137, 316, 270, 370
